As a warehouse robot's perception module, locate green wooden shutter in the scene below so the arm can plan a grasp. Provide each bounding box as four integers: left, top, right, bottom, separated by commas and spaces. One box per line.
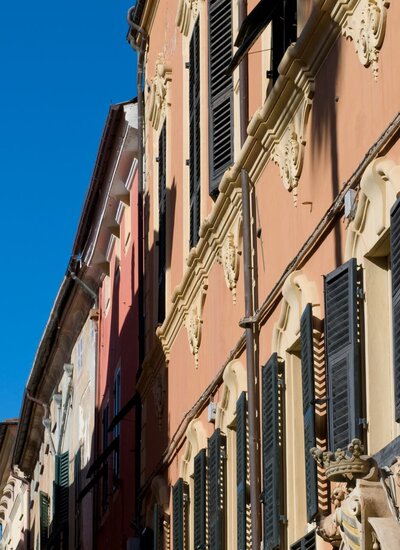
208, 0, 233, 196
208, 429, 226, 550
290, 530, 316, 550
172, 478, 188, 550
324, 259, 363, 450
189, 18, 201, 248
39, 491, 50, 548
193, 448, 207, 549
153, 503, 164, 550
158, 122, 167, 324
262, 353, 281, 550
236, 391, 249, 550
300, 304, 318, 522
391, 198, 400, 421
55, 451, 69, 525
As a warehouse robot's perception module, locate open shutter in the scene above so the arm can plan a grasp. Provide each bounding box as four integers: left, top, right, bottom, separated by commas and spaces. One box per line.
55, 451, 69, 526
194, 449, 207, 549
189, 18, 201, 248
153, 503, 164, 550
300, 304, 318, 522
208, 0, 233, 195
290, 530, 316, 550
39, 491, 50, 548
158, 122, 167, 323
236, 391, 249, 550
391, 198, 400, 421
262, 353, 282, 550
324, 258, 363, 450
172, 478, 188, 550
208, 429, 226, 550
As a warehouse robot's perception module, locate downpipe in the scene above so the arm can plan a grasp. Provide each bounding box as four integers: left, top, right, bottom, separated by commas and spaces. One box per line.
26, 392, 56, 456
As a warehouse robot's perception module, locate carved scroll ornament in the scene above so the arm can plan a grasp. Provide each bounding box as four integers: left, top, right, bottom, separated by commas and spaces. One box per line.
217, 219, 242, 304
147, 54, 172, 131
185, 285, 207, 368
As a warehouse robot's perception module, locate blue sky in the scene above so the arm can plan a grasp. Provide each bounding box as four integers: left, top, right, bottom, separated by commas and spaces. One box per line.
0, 1, 137, 419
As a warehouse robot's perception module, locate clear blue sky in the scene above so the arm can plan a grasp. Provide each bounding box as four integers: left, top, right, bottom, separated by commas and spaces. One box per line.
0, 1, 137, 419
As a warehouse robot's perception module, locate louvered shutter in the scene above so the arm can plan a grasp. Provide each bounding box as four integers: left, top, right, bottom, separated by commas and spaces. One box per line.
194, 449, 207, 549
391, 198, 400, 421
158, 122, 167, 323
153, 503, 164, 550
189, 19, 201, 248
208, 0, 233, 196
208, 429, 226, 550
39, 491, 50, 548
290, 530, 316, 550
262, 353, 281, 550
300, 304, 318, 522
324, 259, 363, 450
54, 451, 69, 526
236, 391, 248, 550
172, 478, 188, 550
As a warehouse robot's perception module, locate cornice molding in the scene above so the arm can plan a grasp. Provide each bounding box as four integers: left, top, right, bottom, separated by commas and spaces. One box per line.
176, 0, 203, 36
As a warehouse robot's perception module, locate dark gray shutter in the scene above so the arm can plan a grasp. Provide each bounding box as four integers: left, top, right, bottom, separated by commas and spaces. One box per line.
194, 449, 207, 549
208, 0, 233, 196
189, 18, 201, 248
236, 391, 248, 550
290, 530, 316, 550
208, 429, 226, 550
153, 503, 163, 550
300, 304, 318, 522
172, 478, 188, 550
261, 353, 281, 550
158, 122, 167, 323
391, 198, 400, 421
39, 491, 49, 548
55, 451, 69, 526
324, 258, 363, 450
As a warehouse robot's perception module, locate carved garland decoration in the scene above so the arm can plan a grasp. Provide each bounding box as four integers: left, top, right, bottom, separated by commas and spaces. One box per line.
147, 54, 172, 131
343, 0, 390, 81
216, 218, 242, 304
185, 283, 207, 368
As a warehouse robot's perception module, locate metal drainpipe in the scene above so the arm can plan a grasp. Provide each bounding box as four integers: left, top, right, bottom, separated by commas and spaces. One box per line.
237, 0, 262, 546
11, 470, 30, 550
26, 392, 56, 456
127, 6, 148, 533
69, 270, 98, 308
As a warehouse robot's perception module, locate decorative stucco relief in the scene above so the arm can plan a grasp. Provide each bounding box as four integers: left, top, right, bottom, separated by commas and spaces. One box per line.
147, 54, 172, 131
216, 218, 242, 304
271, 88, 313, 206
185, 284, 207, 368
343, 0, 390, 81
152, 367, 167, 429
176, 0, 201, 36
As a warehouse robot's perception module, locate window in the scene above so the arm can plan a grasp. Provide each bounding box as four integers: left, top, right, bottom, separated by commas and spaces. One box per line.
189, 18, 201, 249
158, 122, 167, 324
290, 530, 316, 550
39, 492, 50, 548
193, 449, 207, 548
391, 198, 400, 421
113, 370, 121, 484
208, 0, 234, 196
54, 452, 69, 529
172, 478, 189, 550
207, 429, 227, 548
102, 405, 109, 511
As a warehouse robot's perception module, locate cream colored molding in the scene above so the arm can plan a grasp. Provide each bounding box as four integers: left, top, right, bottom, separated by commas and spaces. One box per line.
176, 0, 202, 36
215, 360, 247, 431
147, 54, 172, 131
216, 218, 242, 304
345, 157, 400, 261
342, 0, 390, 81
272, 270, 320, 356
185, 283, 207, 368
180, 419, 207, 479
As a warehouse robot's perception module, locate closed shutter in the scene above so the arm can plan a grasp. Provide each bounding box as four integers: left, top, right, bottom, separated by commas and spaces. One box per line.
261, 353, 282, 550
324, 258, 363, 450
153, 503, 164, 550
300, 304, 318, 522
290, 530, 316, 550
208, 0, 233, 195
189, 19, 201, 248
208, 429, 226, 550
39, 491, 50, 548
391, 198, 400, 421
194, 449, 207, 549
172, 478, 189, 550
54, 451, 69, 526
158, 122, 167, 323
236, 391, 249, 550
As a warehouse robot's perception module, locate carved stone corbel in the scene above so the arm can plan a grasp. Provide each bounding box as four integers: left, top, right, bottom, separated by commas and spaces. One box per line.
216, 219, 242, 304
147, 54, 172, 131
271, 88, 312, 206
185, 284, 207, 368
343, 0, 390, 81
176, 0, 202, 36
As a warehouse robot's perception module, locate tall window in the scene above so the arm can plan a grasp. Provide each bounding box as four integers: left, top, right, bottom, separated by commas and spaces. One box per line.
113, 370, 121, 484
158, 123, 167, 323
208, 0, 234, 196
102, 405, 109, 511
189, 18, 201, 249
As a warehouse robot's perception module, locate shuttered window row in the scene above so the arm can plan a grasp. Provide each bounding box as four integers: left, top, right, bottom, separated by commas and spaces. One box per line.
189, 18, 201, 249
158, 122, 167, 323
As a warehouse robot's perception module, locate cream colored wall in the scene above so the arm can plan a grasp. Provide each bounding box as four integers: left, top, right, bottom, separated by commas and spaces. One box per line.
0, 476, 27, 550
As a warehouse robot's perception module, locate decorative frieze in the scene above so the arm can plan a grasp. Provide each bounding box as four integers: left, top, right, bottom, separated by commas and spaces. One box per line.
147, 54, 172, 131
